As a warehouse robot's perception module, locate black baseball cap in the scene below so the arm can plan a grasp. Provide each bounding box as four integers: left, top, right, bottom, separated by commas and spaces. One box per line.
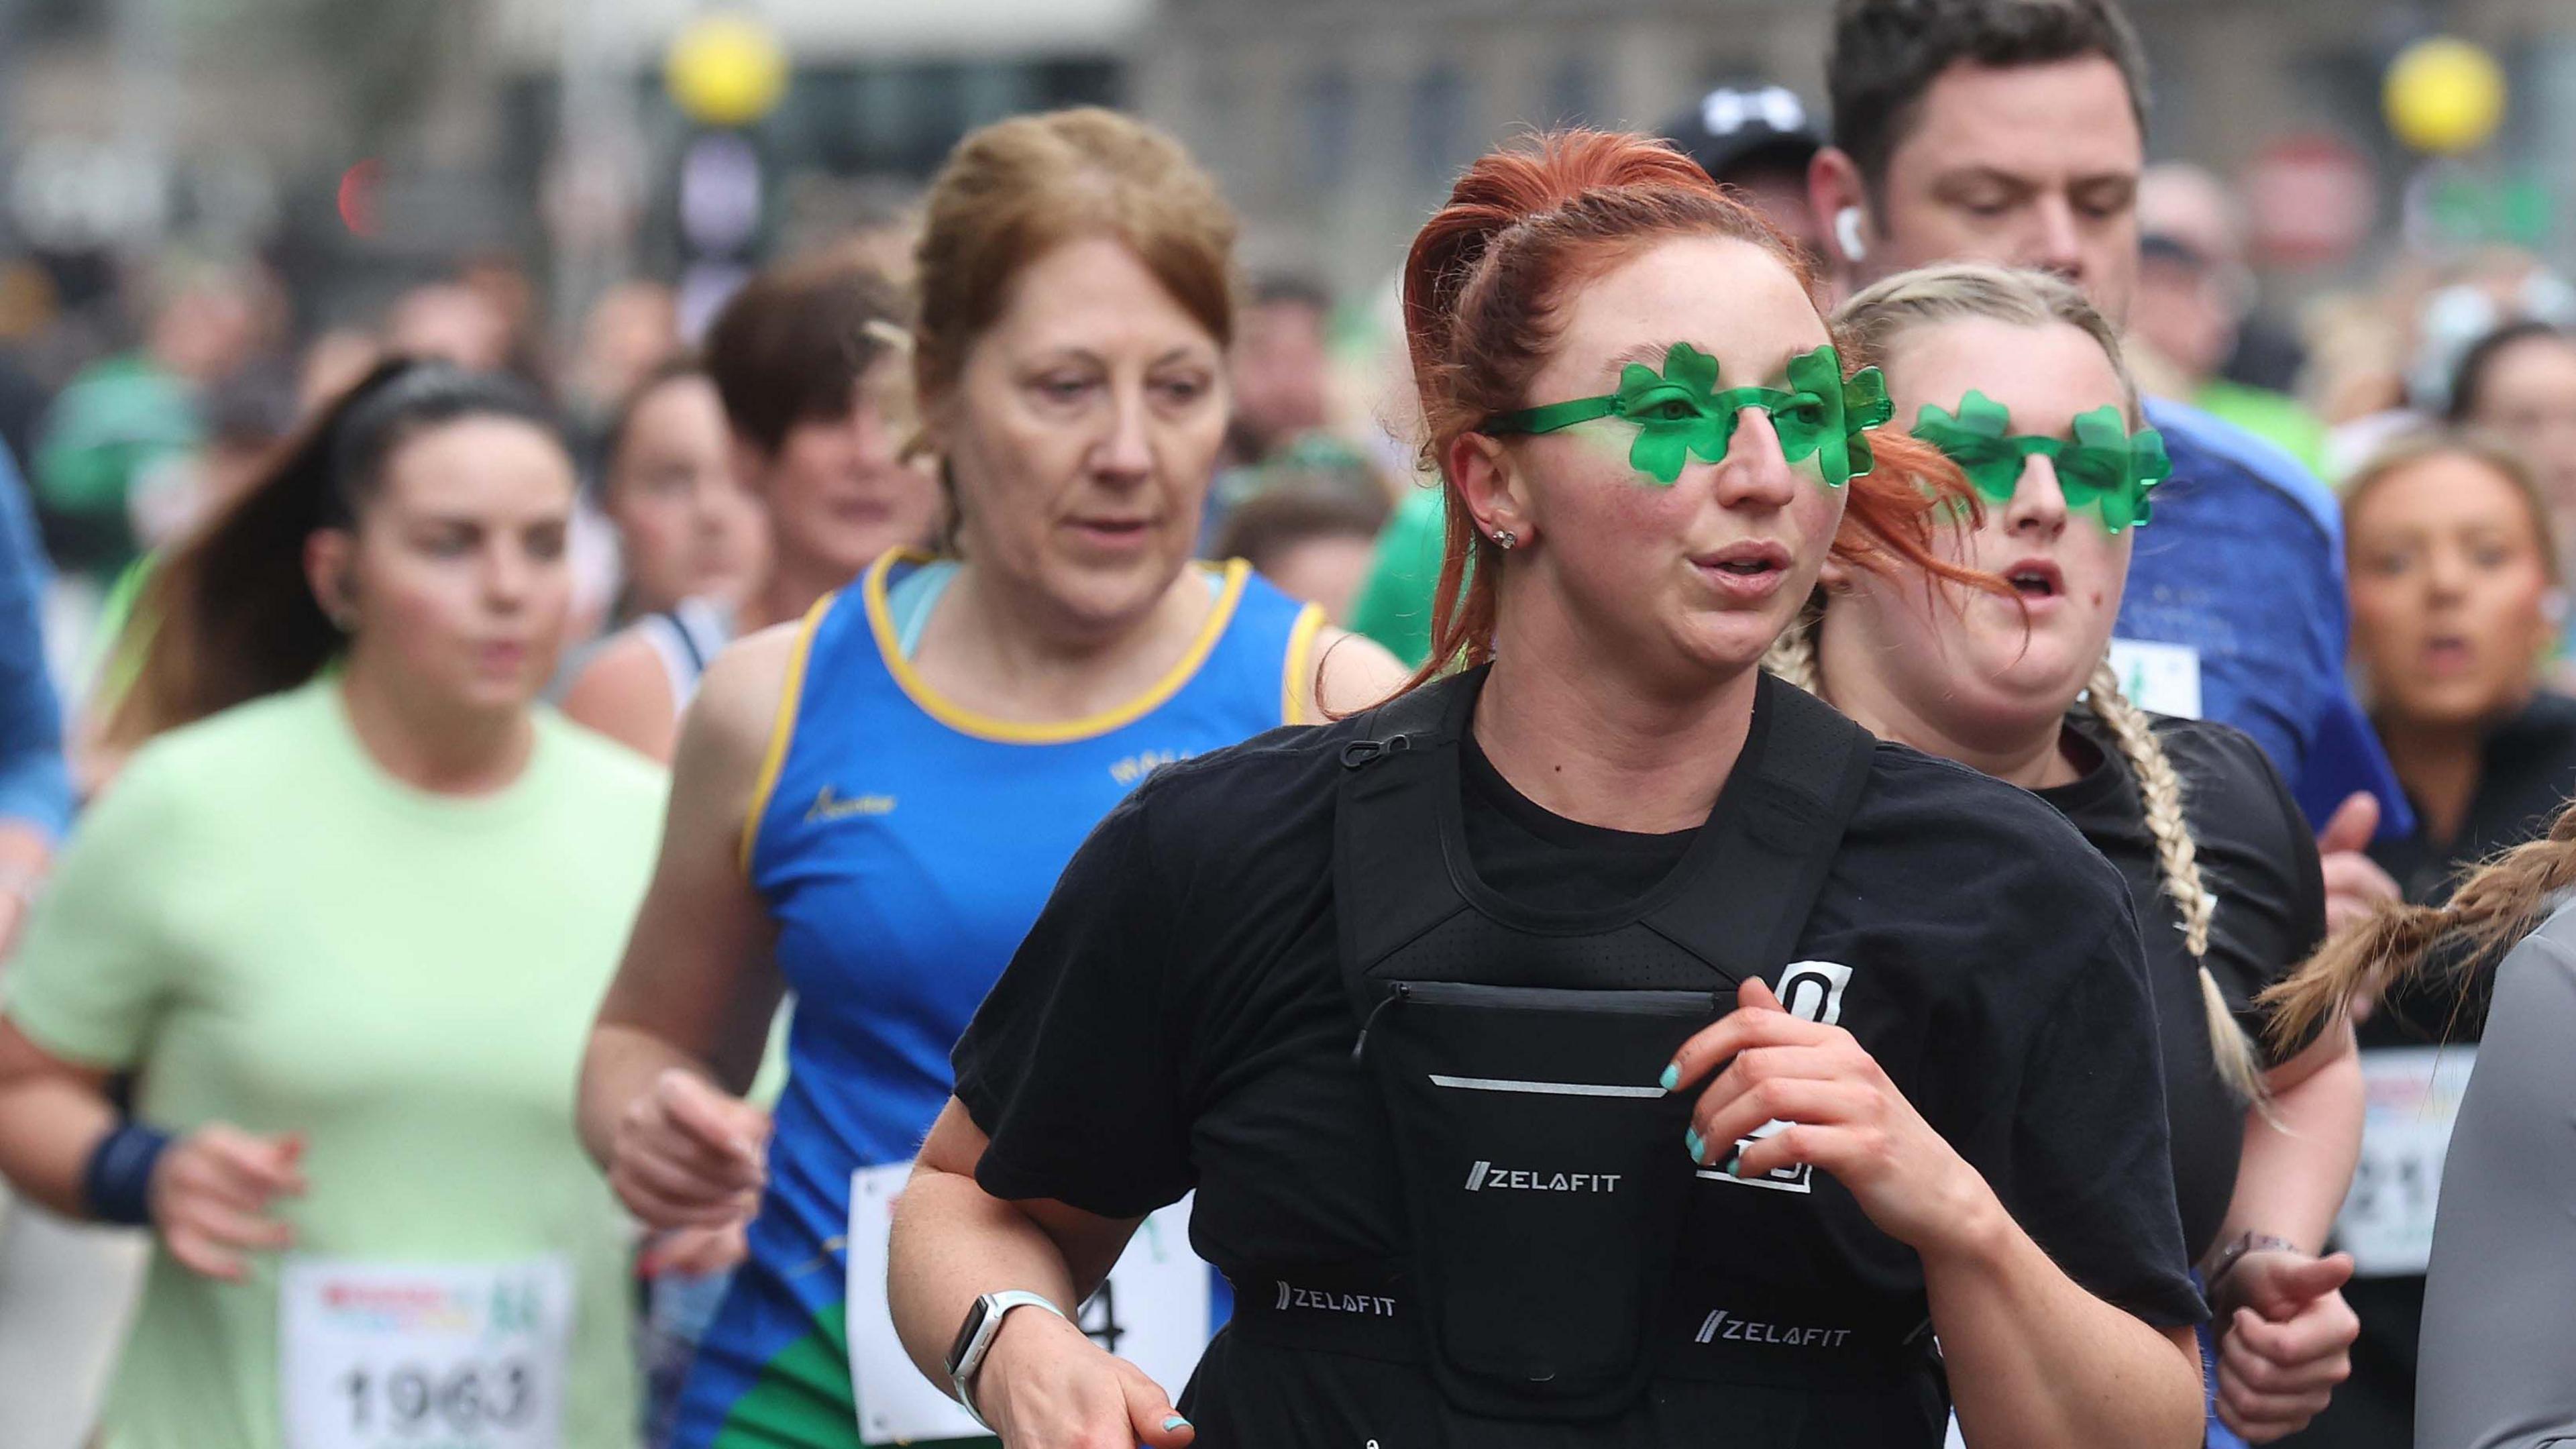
1661, 85, 1823, 184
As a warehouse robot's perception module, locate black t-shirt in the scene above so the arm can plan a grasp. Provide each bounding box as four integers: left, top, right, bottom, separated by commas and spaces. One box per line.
2034, 711, 2327, 1260
2364, 690, 2576, 1044
952, 688, 2204, 1434
1456, 730, 1695, 909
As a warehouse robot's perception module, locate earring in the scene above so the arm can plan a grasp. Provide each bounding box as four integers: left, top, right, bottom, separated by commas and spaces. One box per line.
1491, 529, 1518, 551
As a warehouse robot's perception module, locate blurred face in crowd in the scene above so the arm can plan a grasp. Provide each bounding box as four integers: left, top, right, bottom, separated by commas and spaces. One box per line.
310, 417, 577, 718
2130, 241, 2235, 384
2462, 333, 2576, 523
932, 235, 1229, 637
1232, 295, 1331, 455
735, 361, 941, 585
1819, 56, 2144, 324
1821, 317, 2135, 745
1458, 234, 1846, 682
606, 374, 767, 615
387, 284, 513, 373
1258, 530, 1377, 625
2348, 449, 2558, 731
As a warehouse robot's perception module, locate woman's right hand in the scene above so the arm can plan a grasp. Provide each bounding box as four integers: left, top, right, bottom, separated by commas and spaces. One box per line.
150, 1124, 305, 1280
606, 1067, 770, 1231
975, 1305, 1194, 1448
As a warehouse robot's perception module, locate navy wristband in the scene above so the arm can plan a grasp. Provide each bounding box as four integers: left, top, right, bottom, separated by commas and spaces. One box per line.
83, 1120, 172, 1227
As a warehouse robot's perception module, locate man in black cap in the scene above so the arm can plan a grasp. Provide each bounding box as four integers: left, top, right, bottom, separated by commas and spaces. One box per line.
1660, 84, 1828, 267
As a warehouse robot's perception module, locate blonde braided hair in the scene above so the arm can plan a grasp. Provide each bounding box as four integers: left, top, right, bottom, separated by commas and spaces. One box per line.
2082, 658, 2269, 1105
1768, 616, 2268, 1105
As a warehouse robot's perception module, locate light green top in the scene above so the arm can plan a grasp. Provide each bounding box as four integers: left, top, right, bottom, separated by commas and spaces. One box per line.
2192, 378, 2332, 483
3, 676, 665, 1449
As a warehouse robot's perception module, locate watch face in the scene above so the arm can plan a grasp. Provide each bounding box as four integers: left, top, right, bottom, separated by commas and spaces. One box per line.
945, 1296, 991, 1377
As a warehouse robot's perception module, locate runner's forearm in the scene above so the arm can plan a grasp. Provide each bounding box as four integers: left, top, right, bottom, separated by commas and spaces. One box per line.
0, 1069, 117, 1217
2220, 1028, 2364, 1257
887, 1159, 1089, 1391
1926, 1188, 2204, 1449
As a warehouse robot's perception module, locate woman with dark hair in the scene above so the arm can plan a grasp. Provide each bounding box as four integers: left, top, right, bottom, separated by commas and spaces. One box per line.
881, 131, 2205, 1448
0, 360, 665, 1448
2447, 322, 2576, 547
562, 257, 930, 763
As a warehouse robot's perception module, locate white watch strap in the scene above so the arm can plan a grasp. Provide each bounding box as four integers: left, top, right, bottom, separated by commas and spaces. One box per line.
953, 1289, 1067, 1428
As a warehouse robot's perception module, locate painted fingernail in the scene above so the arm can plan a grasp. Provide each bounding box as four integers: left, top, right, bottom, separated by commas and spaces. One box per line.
1163, 1413, 1192, 1432
1658, 1063, 1680, 1092
1684, 1127, 1705, 1163
1722, 1148, 1743, 1177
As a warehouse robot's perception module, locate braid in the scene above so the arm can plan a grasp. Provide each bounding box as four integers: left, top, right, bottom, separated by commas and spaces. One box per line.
1764, 602, 1823, 694
2087, 658, 2271, 1106
2265, 798, 2576, 1051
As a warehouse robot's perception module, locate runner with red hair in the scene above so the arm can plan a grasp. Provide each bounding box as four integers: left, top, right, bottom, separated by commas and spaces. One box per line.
888, 129, 2206, 1448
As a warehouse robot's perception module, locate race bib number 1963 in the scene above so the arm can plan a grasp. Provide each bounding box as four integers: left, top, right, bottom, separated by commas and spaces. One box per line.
280, 1256, 574, 1449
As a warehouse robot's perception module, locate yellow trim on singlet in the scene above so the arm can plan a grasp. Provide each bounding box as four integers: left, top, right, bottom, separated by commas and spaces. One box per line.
860, 548, 1251, 745
1281, 602, 1328, 724
737, 594, 835, 876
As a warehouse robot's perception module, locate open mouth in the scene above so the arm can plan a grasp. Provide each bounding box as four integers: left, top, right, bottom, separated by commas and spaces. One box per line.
2004, 559, 2063, 600
2424, 635, 2473, 672
1692, 541, 1790, 575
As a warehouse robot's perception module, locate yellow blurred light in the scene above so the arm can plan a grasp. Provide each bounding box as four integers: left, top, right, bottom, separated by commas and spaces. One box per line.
2384, 37, 2507, 156
665, 13, 789, 129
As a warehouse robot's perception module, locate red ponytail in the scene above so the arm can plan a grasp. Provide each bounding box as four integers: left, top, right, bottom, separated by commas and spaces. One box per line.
1397, 129, 1998, 688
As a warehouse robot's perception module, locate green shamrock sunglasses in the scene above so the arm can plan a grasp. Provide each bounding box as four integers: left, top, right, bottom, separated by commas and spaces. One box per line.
1479, 341, 1894, 488
1909, 390, 2172, 534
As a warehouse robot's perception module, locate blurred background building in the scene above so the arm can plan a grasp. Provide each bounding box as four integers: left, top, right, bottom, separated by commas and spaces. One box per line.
1, 1, 2571, 337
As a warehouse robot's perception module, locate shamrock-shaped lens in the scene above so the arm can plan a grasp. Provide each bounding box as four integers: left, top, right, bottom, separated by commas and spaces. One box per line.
1481, 341, 1889, 489
1909, 390, 2169, 533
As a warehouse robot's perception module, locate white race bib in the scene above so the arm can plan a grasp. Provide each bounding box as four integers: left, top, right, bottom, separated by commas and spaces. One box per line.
2335, 1046, 2477, 1277
279, 1255, 573, 1449
844, 1163, 1210, 1444
2105, 639, 2203, 718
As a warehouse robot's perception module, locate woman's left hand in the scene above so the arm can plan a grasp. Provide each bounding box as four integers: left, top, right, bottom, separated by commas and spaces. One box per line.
1665, 978, 1993, 1254
2212, 1250, 2358, 1442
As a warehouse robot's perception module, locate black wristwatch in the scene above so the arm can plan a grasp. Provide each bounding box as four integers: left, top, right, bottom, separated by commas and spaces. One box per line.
944, 1290, 1067, 1427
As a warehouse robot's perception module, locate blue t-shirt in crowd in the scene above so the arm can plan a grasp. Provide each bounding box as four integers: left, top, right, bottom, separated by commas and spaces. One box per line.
0, 441, 68, 839
2125, 398, 2410, 839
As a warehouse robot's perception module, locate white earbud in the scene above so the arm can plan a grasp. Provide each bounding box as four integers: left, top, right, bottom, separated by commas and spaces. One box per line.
1834, 206, 1869, 264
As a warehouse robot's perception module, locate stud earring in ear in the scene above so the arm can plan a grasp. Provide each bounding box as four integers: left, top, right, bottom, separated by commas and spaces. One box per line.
1491, 529, 1518, 550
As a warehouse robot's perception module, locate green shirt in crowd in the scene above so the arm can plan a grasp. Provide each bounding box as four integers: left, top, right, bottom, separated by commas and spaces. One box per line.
1346, 485, 1448, 669
3, 676, 665, 1449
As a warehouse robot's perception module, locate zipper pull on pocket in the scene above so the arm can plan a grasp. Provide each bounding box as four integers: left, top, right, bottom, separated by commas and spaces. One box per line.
1350, 982, 1410, 1063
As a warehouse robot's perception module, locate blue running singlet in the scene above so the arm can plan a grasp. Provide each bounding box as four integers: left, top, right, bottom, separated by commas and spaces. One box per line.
672, 550, 1323, 1448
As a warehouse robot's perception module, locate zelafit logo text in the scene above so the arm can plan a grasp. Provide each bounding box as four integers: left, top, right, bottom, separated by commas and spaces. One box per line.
1693, 1307, 1854, 1349
1273, 1281, 1398, 1316
1462, 1160, 1621, 1193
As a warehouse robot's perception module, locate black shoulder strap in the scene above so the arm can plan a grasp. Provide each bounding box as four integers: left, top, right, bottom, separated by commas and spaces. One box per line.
1638, 673, 1878, 983
1332, 670, 1480, 1008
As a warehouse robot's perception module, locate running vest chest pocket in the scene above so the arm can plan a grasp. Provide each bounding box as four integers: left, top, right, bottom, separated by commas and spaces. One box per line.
1357, 981, 1711, 1419
1330, 668, 1882, 1428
